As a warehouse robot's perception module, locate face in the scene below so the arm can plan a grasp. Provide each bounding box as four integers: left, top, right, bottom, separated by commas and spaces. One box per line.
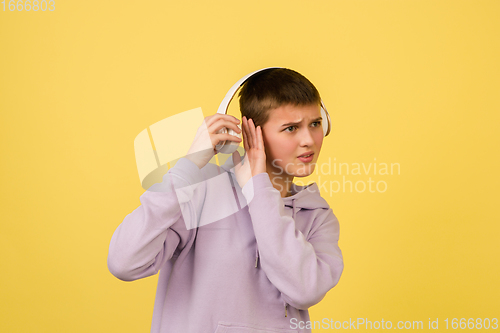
261, 103, 324, 178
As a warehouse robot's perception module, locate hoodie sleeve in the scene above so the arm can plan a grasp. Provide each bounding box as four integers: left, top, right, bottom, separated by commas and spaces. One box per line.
107, 158, 205, 281
241, 172, 344, 310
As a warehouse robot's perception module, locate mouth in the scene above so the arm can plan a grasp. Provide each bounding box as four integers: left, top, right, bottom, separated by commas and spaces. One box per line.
298, 152, 314, 158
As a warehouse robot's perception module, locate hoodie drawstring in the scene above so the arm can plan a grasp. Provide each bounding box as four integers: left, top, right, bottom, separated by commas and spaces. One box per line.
283, 199, 296, 317
255, 248, 259, 268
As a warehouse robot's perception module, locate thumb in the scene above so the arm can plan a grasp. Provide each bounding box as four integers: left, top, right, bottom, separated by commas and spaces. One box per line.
232, 150, 242, 169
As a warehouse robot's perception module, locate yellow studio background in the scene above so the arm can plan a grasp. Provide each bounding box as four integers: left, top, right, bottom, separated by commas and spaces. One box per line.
1, 0, 498, 332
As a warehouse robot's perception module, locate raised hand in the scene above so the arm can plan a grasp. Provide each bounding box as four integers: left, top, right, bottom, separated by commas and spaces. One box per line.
232, 116, 267, 188
186, 114, 242, 169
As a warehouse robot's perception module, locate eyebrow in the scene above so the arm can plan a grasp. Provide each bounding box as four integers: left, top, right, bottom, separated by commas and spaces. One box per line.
281, 117, 323, 127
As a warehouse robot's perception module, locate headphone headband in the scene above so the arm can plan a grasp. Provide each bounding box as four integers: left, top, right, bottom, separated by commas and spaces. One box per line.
216, 67, 282, 115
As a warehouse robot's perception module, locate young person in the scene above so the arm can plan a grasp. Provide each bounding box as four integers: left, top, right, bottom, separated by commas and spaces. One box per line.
108, 68, 344, 333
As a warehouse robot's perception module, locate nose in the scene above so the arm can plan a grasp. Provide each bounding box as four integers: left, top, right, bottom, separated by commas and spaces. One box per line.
299, 127, 315, 147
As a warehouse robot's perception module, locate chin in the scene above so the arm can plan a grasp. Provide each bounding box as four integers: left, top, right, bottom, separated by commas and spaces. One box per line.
293, 165, 315, 177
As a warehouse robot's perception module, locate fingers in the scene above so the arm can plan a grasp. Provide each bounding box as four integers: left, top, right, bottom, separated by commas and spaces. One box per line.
257, 125, 263, 150
242, 115, 266, 152
242, 116, 254, 148
205, 113, 240, 129
212, 132, 242, 145
248, 118, 257, 148
208, 119, 242, 138
211, 133, 242, 152
242, 116, 249, 151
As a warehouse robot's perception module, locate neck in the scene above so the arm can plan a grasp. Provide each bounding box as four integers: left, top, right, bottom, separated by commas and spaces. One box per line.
267, 169, 295, 198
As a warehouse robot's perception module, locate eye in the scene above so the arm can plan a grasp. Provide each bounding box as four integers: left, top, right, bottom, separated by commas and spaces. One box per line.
284, 126, 297, 132
312, 121, 322, 127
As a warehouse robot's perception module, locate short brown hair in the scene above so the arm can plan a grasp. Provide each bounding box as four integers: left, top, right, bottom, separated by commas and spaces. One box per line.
238, 68, 321, 128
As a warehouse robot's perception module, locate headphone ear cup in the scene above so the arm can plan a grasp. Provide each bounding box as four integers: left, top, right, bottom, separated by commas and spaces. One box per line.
214, 127, 227, 152
320, 106, 328, 137
215, 126, 241, 154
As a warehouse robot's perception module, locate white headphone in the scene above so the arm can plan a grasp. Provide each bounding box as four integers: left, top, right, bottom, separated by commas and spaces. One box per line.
214, 67, 331, 154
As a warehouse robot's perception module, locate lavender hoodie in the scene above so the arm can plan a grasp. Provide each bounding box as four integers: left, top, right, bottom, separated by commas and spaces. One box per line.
108, 155, 343, 333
